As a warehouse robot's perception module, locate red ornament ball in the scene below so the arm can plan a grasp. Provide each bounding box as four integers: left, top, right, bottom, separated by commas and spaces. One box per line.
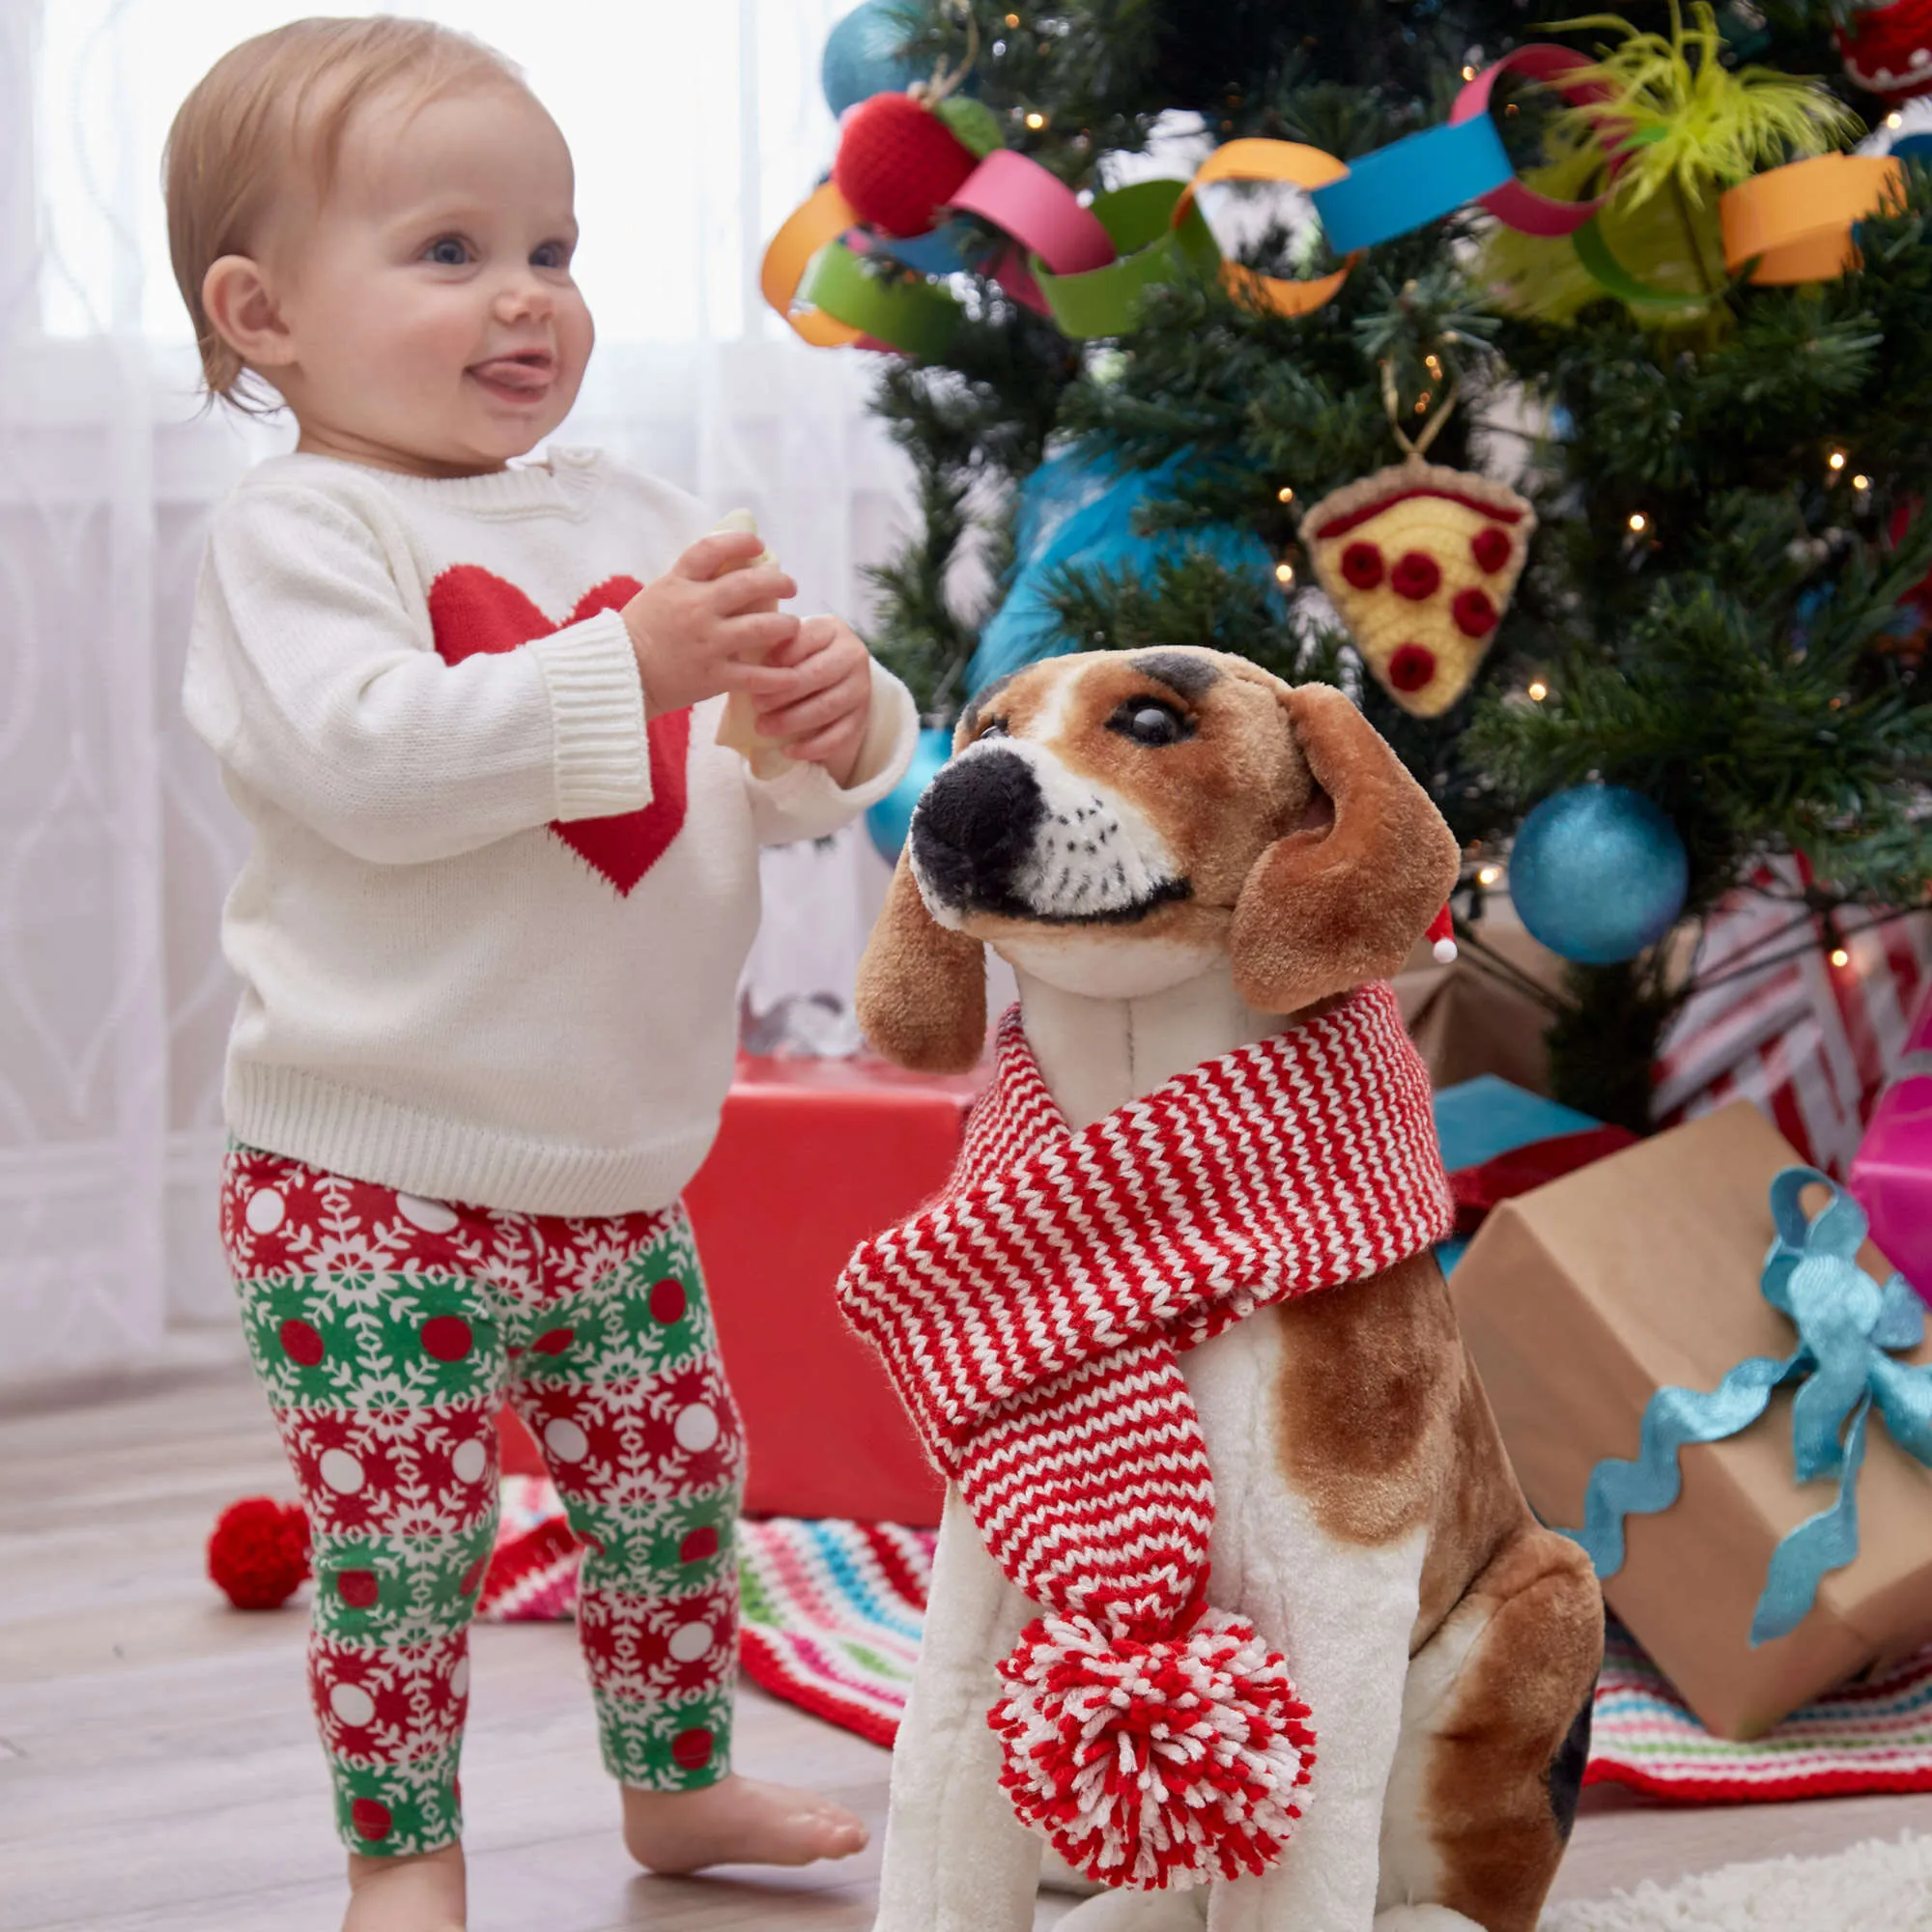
1836, 0, 1932, 99
833, 91, 979, 238
208, 1496, 311, 1609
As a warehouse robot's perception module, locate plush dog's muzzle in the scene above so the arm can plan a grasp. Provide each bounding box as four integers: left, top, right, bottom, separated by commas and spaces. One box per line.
909, 739, 1187, 928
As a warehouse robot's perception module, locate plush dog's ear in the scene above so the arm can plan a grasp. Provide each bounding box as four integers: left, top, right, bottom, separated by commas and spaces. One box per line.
1230, 683, 1461, 1014
856, 852, 988, 1072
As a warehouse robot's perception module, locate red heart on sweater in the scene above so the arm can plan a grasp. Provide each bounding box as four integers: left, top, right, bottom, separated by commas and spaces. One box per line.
427, 565, 690, 895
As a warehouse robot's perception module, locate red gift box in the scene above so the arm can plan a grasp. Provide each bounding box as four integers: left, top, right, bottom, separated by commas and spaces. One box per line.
683, 1052, 988, 1525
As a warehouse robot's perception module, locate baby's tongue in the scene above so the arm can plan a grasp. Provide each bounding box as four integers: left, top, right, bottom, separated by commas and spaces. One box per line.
473, 358, 546, 391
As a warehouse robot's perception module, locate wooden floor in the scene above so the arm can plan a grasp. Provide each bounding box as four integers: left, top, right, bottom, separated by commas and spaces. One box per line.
5, 1360, 1931, 1932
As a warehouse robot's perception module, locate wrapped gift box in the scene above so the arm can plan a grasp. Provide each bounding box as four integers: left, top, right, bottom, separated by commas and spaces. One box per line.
1449, 1100, 1932, 1739
683, 1053, 985, 1526
1431, 1076, 1605, 1276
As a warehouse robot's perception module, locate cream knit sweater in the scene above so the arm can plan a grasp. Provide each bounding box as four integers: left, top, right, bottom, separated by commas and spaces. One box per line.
183, 448, 917, 1215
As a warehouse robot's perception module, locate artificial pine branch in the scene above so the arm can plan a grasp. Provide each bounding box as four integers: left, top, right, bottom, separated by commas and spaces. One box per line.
842, 0, 1930, 1118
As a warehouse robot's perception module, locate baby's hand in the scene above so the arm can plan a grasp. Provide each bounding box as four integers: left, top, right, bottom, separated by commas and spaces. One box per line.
753, 616, 874, 786
623, 532, 801, 717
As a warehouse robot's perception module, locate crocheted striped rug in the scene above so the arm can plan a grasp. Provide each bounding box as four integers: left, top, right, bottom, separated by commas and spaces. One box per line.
477, 1482, 1932, 1802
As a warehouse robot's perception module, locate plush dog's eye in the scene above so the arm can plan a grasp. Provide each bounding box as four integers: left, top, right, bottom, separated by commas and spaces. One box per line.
1108, 698, 1191, 748
978, 718, 1009, 740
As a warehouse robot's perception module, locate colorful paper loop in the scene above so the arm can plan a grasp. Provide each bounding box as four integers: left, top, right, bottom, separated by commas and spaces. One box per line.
1310, 114, 1515, 254
1030, 178, 1220, 340
1450, 43, 1626, 237
1171, 139, 1358, 319
945, 148, 1118, 275
1719, 153, 1907, 285
797, 241, 962, 360
1561, 1167, 1932, 1647
761, 181, 867, 347
1571, 213, 1713, 312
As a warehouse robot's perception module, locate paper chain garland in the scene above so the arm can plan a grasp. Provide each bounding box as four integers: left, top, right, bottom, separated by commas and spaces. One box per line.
1563, 1167, 1932, 1648
764, 42, 1917, 354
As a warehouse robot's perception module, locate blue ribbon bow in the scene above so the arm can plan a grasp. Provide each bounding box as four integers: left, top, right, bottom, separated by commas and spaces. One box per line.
1564, 1166, 1932, 1646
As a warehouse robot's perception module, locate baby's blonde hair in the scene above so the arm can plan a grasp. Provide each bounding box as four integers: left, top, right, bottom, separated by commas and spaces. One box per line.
163, 15, 526, 410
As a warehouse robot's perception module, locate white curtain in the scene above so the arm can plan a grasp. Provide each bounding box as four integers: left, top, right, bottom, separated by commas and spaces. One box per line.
0, 0, 911, 1381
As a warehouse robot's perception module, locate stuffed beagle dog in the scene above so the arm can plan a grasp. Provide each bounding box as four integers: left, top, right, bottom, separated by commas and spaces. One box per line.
838, 648, 1603, 1932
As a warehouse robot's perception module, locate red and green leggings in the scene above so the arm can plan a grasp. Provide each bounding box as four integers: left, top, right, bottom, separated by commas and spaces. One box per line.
220, 1146, 745, 1858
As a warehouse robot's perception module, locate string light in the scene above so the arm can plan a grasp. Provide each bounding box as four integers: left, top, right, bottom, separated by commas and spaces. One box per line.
1527, 680, 1549, 701
1831, 947, 1851, 968
1274, 561, 1295, 584
1853, 473, 1871, 491
1276, 485, 1295, 504
1477, 864, 1503, 887
1462, 64, 1477, 80
1627, 511, 1647, 533
1414, 392, 1432, 414
1005, 11, 1021, 23
1025, 110, 1047, 129
1829, 450, 1847, 471
1425, 354, 1442, 377
1889, 111, 1904, 129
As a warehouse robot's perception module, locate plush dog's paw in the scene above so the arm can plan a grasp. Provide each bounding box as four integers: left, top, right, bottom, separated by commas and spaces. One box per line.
1373, 1907, 1485, 1931
1053, 1889, 1208, 1931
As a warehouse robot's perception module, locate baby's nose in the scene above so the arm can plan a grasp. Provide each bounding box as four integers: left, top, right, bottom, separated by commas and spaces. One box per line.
494, 271, 554, 319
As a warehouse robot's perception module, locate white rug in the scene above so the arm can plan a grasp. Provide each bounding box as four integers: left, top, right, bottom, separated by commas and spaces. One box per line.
1543, 1833, 1932, 1931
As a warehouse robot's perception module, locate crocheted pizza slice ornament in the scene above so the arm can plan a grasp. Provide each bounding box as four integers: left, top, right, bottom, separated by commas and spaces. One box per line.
1303, 457, 1536, 718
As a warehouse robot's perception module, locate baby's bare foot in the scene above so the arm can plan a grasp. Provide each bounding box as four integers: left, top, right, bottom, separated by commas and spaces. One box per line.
622, 1774, 868, 1874
345, 1844, 466, 1932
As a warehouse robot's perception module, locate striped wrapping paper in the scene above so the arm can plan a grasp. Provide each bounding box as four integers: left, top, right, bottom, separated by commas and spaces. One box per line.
1653, 859, 1932, 1176
475, 1494, 1932, 1803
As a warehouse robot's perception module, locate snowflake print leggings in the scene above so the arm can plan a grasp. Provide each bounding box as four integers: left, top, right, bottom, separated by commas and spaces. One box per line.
219, 1146, 746, 1859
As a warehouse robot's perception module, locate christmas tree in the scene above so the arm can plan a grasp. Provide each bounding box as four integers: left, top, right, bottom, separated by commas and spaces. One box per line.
800, 0, 1932, 1129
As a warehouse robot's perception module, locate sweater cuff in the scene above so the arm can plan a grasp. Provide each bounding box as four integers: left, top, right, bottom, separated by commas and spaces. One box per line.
841, 659, 921, 805
743, 661, 920, 844
528, 610, 653, 821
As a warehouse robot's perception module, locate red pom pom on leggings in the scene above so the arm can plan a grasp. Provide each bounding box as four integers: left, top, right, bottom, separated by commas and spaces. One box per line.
833, 92, 979, 238
987, 1609, 1317, 1889
208, 1496, 311, 1609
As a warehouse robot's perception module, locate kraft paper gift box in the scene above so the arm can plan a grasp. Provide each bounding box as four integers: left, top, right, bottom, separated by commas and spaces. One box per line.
1448, 1100, 1932, 1740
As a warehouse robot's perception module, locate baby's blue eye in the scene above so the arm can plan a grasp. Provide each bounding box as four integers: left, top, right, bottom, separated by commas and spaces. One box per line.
531, 241, 571, 270
424, 237, 469, 267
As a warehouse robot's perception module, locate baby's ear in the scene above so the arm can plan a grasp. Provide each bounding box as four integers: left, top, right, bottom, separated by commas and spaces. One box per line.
856, 854, 987, 1072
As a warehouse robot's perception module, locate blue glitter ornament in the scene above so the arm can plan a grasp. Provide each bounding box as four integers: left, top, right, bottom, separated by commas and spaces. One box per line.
867, 725, 953, 863
1510, 785, 1689, 965
822, 3, 925, 119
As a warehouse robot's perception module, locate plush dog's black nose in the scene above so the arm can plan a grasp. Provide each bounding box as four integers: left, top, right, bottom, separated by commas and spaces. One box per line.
910, 747, 1043, 912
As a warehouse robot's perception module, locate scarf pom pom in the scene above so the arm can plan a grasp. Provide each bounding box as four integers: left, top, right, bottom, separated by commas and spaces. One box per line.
986, 1609, 1316, 1890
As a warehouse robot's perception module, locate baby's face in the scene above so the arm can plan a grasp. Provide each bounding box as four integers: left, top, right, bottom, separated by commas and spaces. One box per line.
268, 83, 593, 474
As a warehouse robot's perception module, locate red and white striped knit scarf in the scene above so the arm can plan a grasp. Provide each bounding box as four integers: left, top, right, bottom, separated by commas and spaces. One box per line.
838, 981, 1451, 1890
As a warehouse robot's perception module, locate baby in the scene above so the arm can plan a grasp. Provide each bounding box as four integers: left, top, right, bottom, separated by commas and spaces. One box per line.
166, 17, 915, 1930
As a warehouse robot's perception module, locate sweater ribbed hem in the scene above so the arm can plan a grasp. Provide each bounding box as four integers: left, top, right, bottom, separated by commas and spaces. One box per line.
528, 611, 653, 820
227, 1064, 716, 1217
